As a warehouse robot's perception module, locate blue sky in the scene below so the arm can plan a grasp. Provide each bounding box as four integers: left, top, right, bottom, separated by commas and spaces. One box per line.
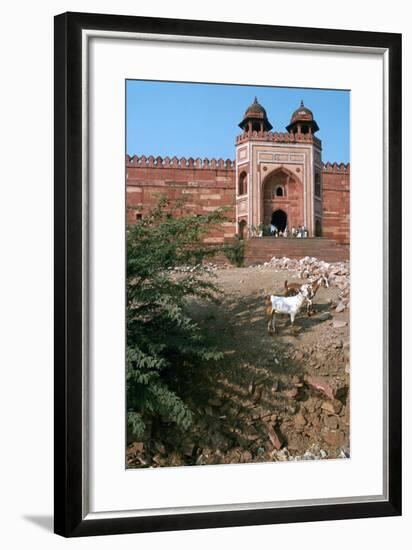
126, 81, 349, 163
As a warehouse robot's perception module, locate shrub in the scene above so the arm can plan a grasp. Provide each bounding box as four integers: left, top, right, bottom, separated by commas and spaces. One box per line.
126, 198, 231, 440
223, 234, 245, 267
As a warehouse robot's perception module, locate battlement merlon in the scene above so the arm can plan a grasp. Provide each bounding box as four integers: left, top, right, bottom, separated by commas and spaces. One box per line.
125, 155, 349, 174
126, 155, 235, 170
235, 130, 322, 149
322, 161, 350, 174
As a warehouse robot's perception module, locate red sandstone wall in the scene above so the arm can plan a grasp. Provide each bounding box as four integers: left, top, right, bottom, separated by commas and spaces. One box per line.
126, 155, 350, 247
321, 163, 350, 245
126, 155, 236, 244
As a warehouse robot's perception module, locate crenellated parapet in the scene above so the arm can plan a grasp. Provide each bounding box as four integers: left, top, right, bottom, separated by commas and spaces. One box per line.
126, 154, 235, 170
236, 130, 322, 149
322, 161, 350, 174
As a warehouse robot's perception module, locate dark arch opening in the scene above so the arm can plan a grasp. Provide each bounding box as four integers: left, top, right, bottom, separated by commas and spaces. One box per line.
315, 173, 321, 197
271, 210, 287, 232
238, 219, 247, 240
315, 218, 322, 237
275, 186, 284, 197
238, 172, 247, 195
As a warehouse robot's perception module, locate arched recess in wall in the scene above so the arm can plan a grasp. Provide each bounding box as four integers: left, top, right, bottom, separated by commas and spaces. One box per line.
238, 172, 247, 195
315, 173, 322, 197
238, 219, 247, 239
262, 167, 301, 227
262, 166, 300, 199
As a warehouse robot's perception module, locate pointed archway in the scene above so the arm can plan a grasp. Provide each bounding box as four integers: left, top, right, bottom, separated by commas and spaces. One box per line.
262, 167, 302, 230
271, 210, 287, 232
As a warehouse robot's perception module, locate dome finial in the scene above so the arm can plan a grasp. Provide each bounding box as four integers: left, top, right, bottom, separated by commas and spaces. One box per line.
254, 96, 258, 103
300, 99, 304, 107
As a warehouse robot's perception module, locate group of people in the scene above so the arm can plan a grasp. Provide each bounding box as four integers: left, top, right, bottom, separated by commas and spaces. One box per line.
269, 224, 309, 238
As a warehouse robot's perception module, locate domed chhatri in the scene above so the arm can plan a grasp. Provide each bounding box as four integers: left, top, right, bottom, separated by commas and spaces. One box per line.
245, 96, 268, 116
238, 97, 273, 133
286, 100, 319, 134
290, 100, 314, 122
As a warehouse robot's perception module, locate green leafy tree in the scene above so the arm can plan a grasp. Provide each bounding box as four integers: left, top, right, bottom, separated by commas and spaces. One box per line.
126, 197, 232, 441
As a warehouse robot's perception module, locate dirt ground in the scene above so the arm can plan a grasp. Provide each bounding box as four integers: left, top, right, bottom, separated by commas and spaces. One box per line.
127, 265, 350, 468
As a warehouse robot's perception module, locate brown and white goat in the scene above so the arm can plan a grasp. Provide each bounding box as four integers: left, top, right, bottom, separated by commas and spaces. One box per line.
284, 274, 329, 316
265, 284, 312, 334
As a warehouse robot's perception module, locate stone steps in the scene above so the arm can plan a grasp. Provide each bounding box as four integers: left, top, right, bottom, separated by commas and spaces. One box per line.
244, 237, 349, 265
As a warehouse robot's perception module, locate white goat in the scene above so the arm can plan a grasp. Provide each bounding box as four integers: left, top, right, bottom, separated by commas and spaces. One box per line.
265, 284, 312, 334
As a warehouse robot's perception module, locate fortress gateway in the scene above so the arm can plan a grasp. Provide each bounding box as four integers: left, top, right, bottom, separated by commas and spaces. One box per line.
126, 99, 350, 261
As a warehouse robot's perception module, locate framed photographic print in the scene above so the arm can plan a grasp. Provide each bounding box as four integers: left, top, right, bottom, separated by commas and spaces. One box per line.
54, 12, 402, 537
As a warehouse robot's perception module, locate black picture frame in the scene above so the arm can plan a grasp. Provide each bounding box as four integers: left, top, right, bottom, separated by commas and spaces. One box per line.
54, 11, 402, 537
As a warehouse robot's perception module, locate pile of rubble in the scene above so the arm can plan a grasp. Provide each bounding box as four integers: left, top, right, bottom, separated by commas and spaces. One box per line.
170, 262, 220, 274
127, 366, 350, 469
260, 256, 350, 313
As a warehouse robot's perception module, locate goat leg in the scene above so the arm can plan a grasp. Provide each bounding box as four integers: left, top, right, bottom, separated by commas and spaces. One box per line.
267, 313, 274, 334
268, 312, 276, 334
